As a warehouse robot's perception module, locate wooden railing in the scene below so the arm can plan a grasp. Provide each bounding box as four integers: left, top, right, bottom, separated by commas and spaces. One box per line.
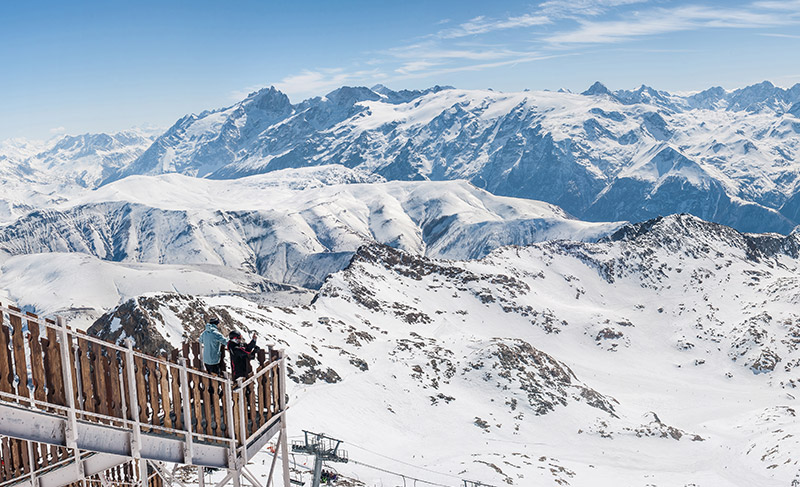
0, 438, 161, 487
0, 438, 72, 485
0, 303, 286, 481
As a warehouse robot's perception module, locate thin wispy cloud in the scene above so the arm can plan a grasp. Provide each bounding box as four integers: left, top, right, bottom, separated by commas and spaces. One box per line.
395, 60, 440, 75
546, 4, 796, 44
538, 0, 649, 17
436, 14, 550, 39
392, 53, 575, 82
387, 42, 532, 62
760, 32, 800, 38
753, 0, 800, 10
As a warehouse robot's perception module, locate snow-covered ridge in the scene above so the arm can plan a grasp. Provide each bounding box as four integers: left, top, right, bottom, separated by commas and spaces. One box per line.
0, 168, 622, 292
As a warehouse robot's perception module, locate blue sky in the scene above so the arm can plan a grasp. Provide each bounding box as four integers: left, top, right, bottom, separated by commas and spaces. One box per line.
2, 0, 800, 140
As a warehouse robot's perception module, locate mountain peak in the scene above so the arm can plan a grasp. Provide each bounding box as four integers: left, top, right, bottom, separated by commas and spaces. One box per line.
582, 81, 612, 96
324, 86, 382, 105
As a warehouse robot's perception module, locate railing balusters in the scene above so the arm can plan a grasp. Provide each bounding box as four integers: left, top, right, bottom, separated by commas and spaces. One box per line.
9, 308, 30, 405
26, 312, 47, 404
0, 308, 14, 395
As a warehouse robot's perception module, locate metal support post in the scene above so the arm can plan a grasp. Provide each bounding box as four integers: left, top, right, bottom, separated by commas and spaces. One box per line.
125, 339, 143, 463
138, 458, 148, 487
242, 467, 263, 487
236, 378, 247, 464
311, 455, 323, 487
178, 358, 194, 465
198, 466, 205, 487
58, 316, 84, 478
223, 380, 238, 470
277, 351, 290, 487
27, 440, 38, 487
265, 436, 281, 487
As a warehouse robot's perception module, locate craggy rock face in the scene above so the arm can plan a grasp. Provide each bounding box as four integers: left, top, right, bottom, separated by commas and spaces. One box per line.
89, 294, 243, 355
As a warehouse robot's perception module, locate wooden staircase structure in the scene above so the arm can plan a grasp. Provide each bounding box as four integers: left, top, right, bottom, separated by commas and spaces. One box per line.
0, 304, 290, 487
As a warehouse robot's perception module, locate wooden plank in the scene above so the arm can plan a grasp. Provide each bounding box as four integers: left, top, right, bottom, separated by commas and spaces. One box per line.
200, 375, 213, 436
244, 384, 257, 434
98, 350, 114, 418
26, 313, 47, 404
207, 377, 223, 438
42, 325, 66, 406
47, 444, 58, 468
18, 439, 30, 476
232, 387, 241, 444
1, 437, 12, 480
77, 338, 95, 414
36, 442, 48, 468
147, 360, 161, 427
190, 342, 202, 370
134, 355, 149, 425
8, 439, 20, 478
191, 372, 204, 435
258, 369, 269, 422
272, 367, 281, 415
158, 362, 171, 429
182, 342, 190, 364
107, 353, 123, 420
169, 364, 183, 430
256, 348, 266, 367
91, 345, 109, 418
9, 309, 30, 404
0, 312, 14, 394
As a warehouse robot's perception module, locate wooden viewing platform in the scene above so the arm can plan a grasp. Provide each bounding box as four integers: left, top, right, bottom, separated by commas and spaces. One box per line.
0, 304, 291, 487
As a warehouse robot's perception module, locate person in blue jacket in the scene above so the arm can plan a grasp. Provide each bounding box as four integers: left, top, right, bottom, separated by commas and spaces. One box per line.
199, 318, 228, 375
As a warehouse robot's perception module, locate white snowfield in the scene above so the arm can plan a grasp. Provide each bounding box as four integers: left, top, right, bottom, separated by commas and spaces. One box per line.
88, 214, 800, 486
0, 167, 622, 295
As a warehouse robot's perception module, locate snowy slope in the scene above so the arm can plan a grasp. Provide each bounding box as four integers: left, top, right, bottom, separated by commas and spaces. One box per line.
0, 167, 622, 290
99, 82, 800, 234
0, 252, 308, 330
87, 214, 800, 486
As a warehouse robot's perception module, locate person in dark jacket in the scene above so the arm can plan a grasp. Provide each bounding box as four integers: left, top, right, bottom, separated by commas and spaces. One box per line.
227, 330, 259, 380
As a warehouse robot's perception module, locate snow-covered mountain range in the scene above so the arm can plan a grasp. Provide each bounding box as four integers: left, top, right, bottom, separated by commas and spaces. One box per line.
88, 81, 800, 234
3, 81, 799, 234
0, 130, 156, 222
88, 214, 800, 486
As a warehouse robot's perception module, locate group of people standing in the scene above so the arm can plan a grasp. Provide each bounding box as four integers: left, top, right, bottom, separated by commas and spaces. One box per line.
198, 318, 261, 380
